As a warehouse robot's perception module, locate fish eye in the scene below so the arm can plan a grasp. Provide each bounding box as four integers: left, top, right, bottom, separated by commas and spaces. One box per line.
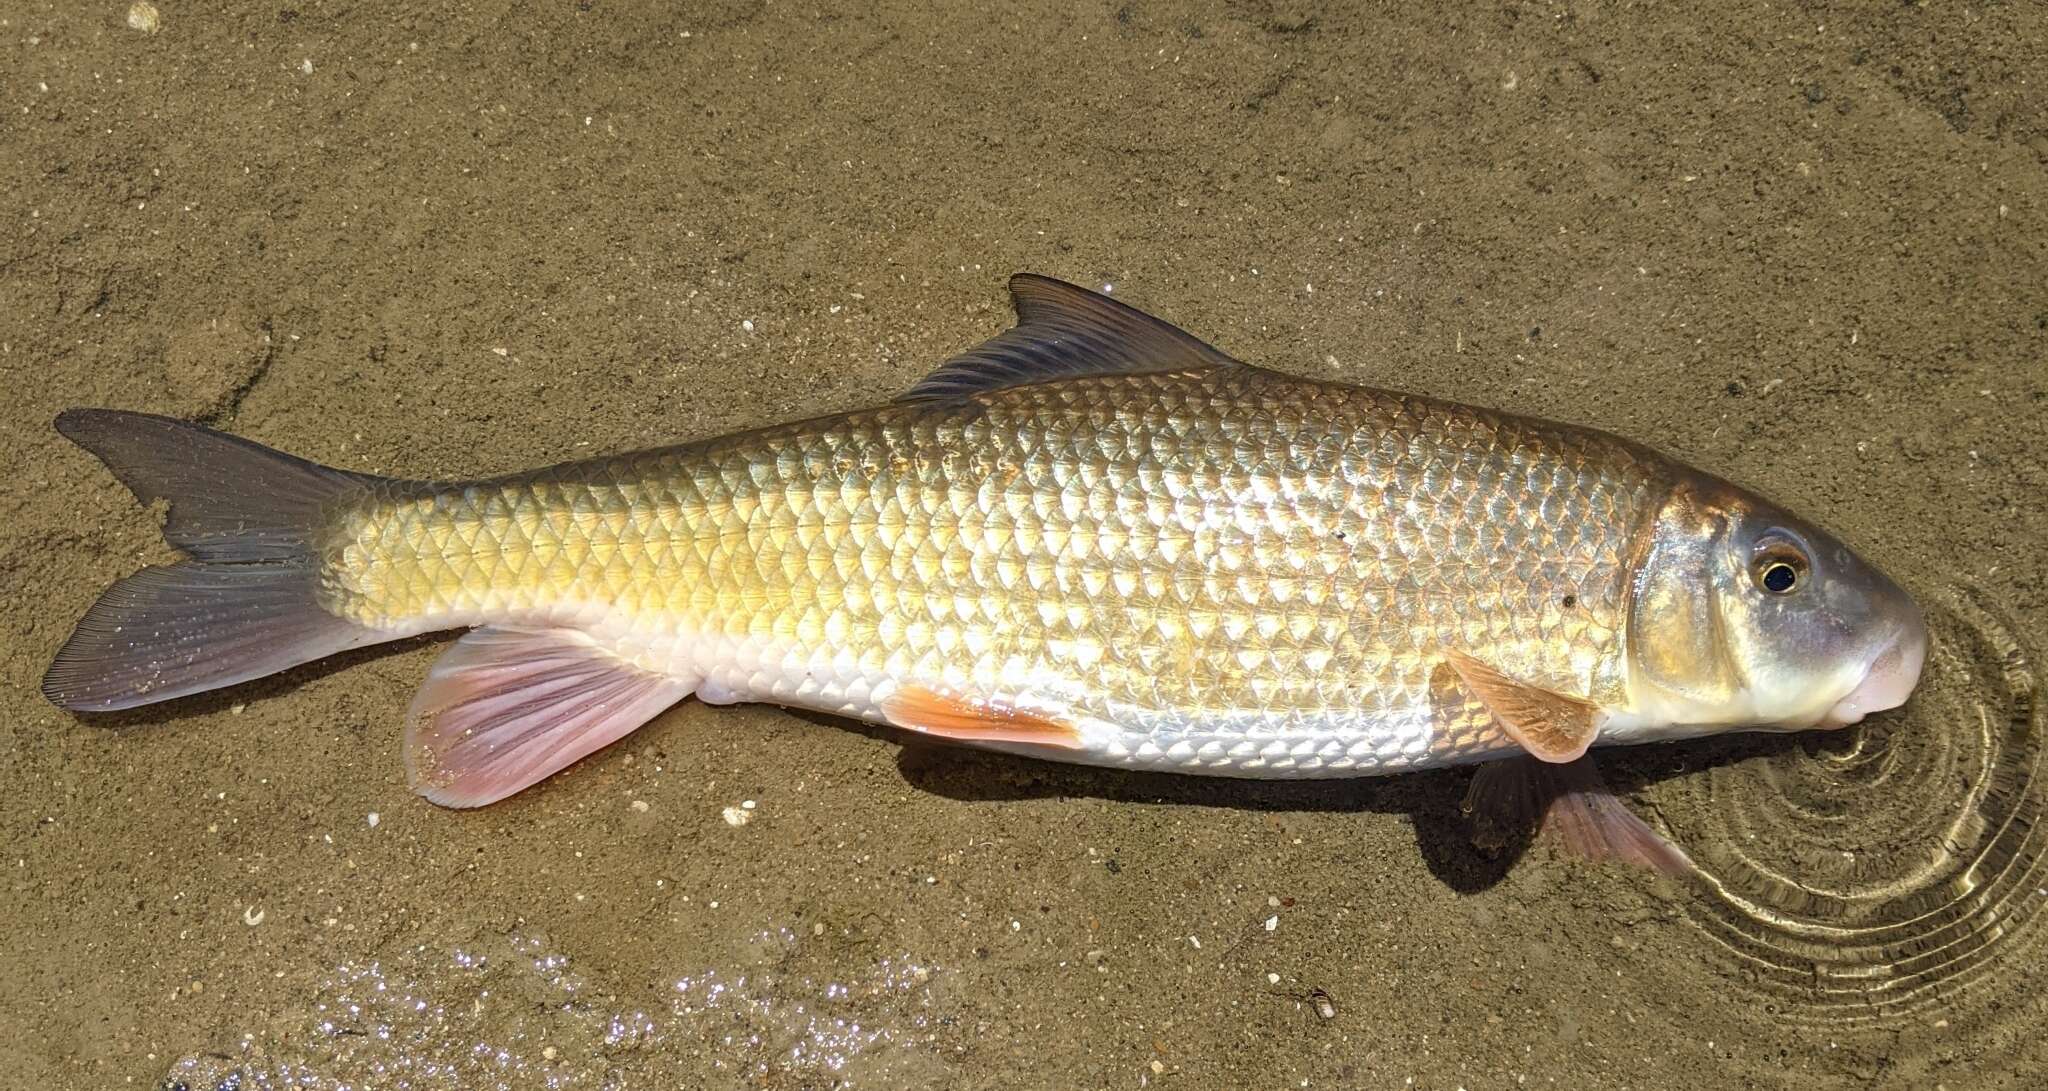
1750, 535, 1810, 595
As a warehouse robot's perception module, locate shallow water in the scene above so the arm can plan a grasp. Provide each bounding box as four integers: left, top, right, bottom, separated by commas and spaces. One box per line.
1658, 587, 2048, 1029
5, 2, 2047, 1088
163, 926, 957, 1089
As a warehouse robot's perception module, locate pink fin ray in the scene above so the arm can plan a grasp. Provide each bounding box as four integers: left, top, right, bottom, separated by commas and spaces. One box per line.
1464, 757, 1694, 876
404, 627, 691, 808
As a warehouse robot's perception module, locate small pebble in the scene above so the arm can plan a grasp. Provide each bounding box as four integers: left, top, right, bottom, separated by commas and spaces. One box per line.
126, 2, 160, 34
542, 1046, 558, 1061
1266, 972, 1281, 985
243, 906, 265, 926
630, 800, 649, 813
300, 58, 314, 75
366, 812, 379, 828
1151, 1061, 1166, 1075
721, 805, 750, 827
1264, 915, 1279, 932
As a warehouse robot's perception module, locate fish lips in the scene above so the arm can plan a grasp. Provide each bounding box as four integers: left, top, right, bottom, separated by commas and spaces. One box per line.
1815, 617, 1930, 730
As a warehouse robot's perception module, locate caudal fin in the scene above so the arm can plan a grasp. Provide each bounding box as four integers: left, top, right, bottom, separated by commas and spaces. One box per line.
43, 409, 390, 711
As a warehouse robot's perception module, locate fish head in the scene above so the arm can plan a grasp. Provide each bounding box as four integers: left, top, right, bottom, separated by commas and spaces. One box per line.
1620, 476, 1927, 737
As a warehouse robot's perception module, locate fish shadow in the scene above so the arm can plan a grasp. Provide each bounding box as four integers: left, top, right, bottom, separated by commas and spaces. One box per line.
809, 713, 1814, 895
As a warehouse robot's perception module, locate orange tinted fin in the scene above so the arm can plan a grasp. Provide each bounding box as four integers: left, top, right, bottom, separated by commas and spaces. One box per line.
881, 685, 1086, 749
1443, 649, 1599, 763
1464, 757, 1695, 876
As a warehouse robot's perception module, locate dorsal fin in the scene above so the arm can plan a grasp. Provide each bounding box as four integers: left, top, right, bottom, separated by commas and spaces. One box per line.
899, 274, 1240, 401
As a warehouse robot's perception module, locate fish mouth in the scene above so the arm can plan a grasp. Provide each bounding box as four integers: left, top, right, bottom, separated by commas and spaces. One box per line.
1817, 618, 1930, 730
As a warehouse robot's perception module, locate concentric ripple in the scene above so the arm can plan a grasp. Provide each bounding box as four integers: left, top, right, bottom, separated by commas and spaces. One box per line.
1652, 584, 2047, 1024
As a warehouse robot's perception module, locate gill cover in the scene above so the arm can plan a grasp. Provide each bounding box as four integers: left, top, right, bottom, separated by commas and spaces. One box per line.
1626, 482, 1741, 713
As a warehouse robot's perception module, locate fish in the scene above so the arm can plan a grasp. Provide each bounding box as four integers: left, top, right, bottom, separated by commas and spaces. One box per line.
42, 274, 1929, 871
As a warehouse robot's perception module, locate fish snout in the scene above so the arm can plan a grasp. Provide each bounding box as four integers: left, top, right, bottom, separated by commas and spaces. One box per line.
1817, 615, 1929, 729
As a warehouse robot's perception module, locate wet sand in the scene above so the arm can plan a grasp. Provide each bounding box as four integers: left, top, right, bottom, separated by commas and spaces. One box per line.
5, 2, 2047, 1087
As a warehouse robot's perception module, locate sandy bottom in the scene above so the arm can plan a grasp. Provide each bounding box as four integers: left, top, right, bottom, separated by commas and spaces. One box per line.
5, 2, 2046, 1088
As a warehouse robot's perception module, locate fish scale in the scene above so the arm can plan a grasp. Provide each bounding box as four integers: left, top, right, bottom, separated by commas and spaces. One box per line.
322, 364, 1664, 775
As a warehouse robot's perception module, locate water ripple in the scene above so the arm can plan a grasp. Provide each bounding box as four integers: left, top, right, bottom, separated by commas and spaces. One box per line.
1655, 584, 2047, 1025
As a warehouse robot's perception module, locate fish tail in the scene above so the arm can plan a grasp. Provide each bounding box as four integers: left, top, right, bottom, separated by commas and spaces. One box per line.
42, 409, 393, 711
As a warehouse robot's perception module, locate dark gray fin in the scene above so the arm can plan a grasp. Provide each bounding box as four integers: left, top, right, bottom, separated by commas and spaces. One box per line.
42, 409, 390, 711
43, 564, 382, 711
1464, 757, 1695, 876
899, 274, 1241, 401
52, 408, 381, 561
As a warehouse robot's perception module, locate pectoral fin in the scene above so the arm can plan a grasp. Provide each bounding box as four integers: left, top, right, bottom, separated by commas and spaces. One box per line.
881, 684, 1086, 749
1465, 757, 1695, 876
1443, 649, 1599, 763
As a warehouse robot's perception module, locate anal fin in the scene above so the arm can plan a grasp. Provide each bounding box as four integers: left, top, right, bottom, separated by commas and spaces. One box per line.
881, 684, 1086, 750
405, 627, 691, 808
